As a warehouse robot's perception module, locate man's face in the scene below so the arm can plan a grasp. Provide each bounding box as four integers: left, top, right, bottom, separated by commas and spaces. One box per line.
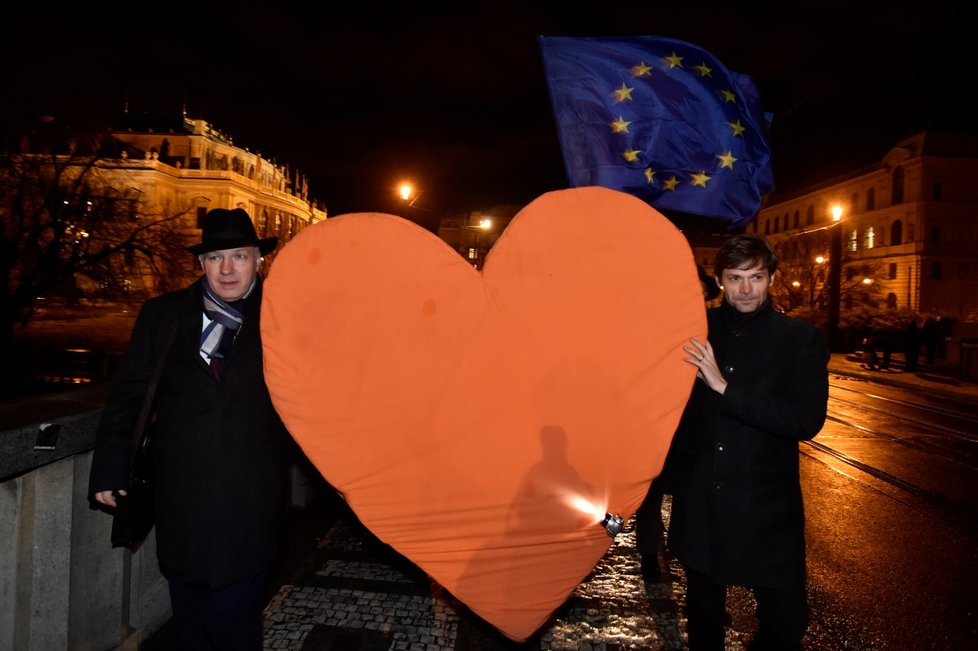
718, 262, 773, 313
200, 247, 260, 301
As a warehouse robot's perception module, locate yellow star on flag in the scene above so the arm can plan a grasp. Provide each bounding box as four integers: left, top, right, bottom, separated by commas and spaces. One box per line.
644, 167, 656, 183
664, 51, 684, 68
610, 116, 632, 134
663, 176, 680, 190
720, 89, 737, 103
622, 148, 641, 162
727, 120, 746, 137
694, 62, 712, 77
613, 83, 634, 103
690, 171, 712, 187
631, 61, 653, 77
717, 151, 737, 169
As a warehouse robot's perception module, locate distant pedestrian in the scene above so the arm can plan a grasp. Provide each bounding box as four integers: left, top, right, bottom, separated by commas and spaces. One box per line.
860, 334, 879, 371
903, 319, 921, 373
667, 234, 829, 650
923, 317, 941, 365
89, 208, 290, 650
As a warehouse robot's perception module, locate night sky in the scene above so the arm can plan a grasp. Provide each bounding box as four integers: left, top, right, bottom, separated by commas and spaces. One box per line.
5, 1, 972, 225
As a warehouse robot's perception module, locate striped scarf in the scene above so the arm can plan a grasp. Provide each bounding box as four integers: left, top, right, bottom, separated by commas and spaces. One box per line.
199, 278, 256, 375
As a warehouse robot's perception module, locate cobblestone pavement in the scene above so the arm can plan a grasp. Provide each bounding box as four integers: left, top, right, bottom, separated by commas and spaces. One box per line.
262, 498, 752, 650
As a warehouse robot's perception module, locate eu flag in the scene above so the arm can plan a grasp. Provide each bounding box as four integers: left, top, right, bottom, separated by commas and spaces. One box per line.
539, 35, 773, 228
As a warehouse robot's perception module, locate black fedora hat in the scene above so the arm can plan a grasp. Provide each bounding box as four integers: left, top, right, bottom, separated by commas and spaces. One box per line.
187, 208, 278, 256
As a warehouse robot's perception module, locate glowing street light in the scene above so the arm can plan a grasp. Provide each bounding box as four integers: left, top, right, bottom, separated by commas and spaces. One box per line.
398, 182, 414, 202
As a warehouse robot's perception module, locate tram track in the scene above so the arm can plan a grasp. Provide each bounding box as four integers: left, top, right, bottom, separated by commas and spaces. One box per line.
806, 376, 978, 541
829, 381, 978, 440
801, 437, 978, 541
821, 410, 978, 467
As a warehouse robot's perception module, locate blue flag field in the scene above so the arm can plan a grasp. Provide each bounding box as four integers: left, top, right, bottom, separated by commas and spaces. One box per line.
539, 35, 773, 228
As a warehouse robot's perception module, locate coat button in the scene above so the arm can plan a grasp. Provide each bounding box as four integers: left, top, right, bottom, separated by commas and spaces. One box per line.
724, 365, 734, 374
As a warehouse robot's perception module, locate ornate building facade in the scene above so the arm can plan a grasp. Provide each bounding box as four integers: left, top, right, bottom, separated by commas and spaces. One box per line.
102, 112, 327, 294
749, 131, 978, 324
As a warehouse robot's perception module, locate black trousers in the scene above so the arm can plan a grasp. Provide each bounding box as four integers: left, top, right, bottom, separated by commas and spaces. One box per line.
167, 570, 266, 650
684, 565, 809, 651
635, 477, 667, 556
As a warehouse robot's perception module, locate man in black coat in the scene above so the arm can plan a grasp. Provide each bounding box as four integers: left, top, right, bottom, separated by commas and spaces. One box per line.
668, 234, 829, 650
89, 208, 291, 649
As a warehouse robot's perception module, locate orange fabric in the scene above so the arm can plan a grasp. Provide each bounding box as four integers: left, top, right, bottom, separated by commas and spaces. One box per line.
261, 186, 706, 641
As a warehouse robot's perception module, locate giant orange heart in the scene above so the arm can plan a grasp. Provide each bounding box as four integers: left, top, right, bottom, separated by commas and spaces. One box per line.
261, 186, 706, 641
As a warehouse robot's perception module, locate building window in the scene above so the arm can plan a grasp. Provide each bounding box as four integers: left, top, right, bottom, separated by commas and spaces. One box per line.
866, 188, 876, 210
908, 222, 915, 242
468, 248, 478, 260
864, 226, 875, 249
931, 225, 940, 243
847, 229, 858, 252
806, 205, 815, 225
886, 293, 897, 309
258, 210, 268, 235
892, 167, 905, 204
933, 182, 942, 200
888, 263, 897, 279
850, 191, 859, 212
931, 261, 942, 279
793, 210, 800, 228
764, 218, 770, 235
196, 206, 207, 228
891, 220, 903, 245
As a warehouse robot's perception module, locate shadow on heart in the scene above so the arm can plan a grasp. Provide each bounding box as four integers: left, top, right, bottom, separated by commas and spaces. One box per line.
449, 424, 607, 641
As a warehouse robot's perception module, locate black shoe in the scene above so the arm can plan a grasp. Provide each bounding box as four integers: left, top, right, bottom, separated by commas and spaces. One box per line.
640, 553, 661, 581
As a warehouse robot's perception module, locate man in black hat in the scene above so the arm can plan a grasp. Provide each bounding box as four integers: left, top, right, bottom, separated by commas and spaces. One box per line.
89, 207, 289, 649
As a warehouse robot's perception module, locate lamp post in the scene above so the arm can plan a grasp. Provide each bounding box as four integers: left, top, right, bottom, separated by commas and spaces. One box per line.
827, 205, 844, 351
467, 217, 493, 269
812, 255, 826, 308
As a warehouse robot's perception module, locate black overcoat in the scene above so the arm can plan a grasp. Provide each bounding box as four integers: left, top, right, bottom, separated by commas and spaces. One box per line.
88, 277, 290, 588
667, 299, 828, 589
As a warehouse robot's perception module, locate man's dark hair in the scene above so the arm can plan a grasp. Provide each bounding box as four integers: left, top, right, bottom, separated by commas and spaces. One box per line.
714, 234, 778, 278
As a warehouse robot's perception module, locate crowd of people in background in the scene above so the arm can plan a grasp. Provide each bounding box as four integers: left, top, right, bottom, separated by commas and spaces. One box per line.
859, 315, 946, 372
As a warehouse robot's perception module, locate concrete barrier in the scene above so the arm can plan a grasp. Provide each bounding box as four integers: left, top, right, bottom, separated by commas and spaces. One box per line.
1, 388, 170, 649
1, 385, 324, 649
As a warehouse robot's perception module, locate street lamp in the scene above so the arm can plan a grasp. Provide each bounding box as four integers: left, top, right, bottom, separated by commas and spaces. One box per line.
466, 216, 493, 269
398, 182, 414, 202
827, 204, 844, 351
812, 255, 826, 308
